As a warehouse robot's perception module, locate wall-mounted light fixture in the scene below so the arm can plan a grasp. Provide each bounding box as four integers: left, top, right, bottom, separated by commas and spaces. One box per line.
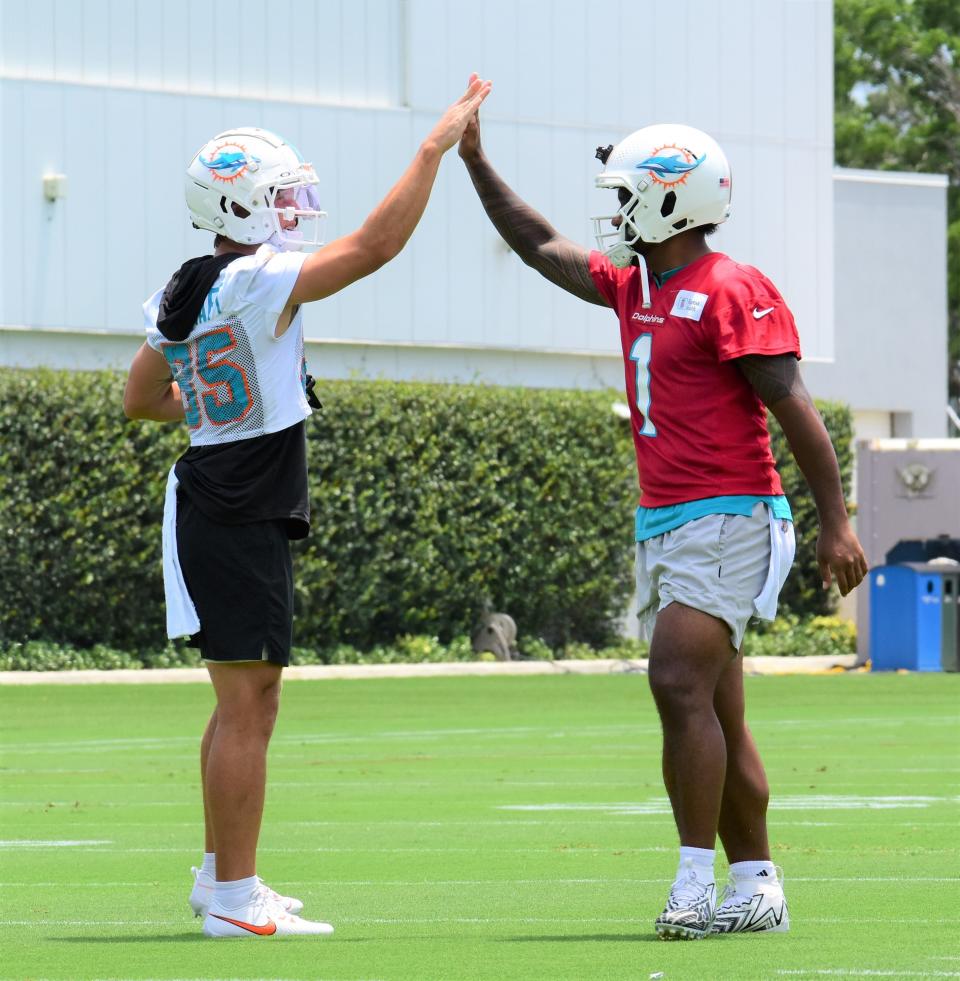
42, 173, 68, 202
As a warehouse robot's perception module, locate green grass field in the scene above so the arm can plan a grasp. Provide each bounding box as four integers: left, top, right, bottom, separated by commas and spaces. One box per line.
1, 672, 958, 981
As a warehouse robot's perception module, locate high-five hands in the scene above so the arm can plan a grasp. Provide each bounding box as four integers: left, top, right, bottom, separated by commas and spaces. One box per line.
427, 74, 492, 155
458, 72, 486, 161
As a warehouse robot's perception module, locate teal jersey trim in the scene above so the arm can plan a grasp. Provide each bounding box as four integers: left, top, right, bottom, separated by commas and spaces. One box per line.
635, 495, 793, 542
653, 265, 685, 287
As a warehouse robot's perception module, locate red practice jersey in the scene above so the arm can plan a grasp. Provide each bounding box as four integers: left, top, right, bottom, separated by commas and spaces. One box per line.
589, 251, 802, 507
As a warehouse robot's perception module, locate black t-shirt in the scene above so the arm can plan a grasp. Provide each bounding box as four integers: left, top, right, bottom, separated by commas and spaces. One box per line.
175, 421, 310, 540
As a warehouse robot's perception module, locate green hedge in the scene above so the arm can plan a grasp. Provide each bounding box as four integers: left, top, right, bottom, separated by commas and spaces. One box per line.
0, 370, 637, 651
0, 369, 853, 656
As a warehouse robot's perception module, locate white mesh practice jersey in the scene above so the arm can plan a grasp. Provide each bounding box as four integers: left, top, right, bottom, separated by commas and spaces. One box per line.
144, 246, 311, 447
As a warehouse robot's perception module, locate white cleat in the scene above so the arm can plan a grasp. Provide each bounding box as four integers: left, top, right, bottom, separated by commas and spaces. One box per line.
202, 893, 334, 939
189, 867, 304, 918
654, 862, 716, 941
709, 866, 790, 934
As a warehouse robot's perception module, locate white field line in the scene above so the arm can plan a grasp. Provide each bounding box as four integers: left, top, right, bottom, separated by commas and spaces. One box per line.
0, 722, 656, 750
498, 795, 960, 815
0, 768, 112, 774
3, 773, 959, 790
4, 792, 959, 810
0, 801, 192, 808
0, 801, 876, 831
7, 844, 957, 855
0, 845, 678, 854
8, 795, 957, 812
778, 972, 960, 978
1, 876, 957, 888
0, 817, 682, 828
0, 814, 905, 827
5, 715, 957, 755
4, 845, 680, 855
0, 780, 653, 792
0, 839, 112, 847
1, 915, 955, 927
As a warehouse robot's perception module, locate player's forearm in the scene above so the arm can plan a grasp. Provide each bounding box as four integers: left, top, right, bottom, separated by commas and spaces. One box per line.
463, 151, 606, 305
357, 143, 444, 265
771, 396, 850, 529
124, 381, 186, 422
463, 150, 556, 256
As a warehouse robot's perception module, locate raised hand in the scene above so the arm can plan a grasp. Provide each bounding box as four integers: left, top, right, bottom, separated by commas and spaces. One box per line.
458, 72, 485, 161
426, 74, 492, 155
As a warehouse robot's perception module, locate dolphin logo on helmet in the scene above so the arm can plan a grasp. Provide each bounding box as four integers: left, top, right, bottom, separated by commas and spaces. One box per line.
637, 151, 705, 185
200, 150, 259, 176
198, 142, 261, 184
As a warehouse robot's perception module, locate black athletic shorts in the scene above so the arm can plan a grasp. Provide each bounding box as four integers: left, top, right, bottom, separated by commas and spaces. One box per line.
176, 492, 294, 666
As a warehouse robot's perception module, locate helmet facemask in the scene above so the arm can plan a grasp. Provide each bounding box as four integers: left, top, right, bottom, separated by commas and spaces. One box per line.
592, 183, 647, 270
263, 182, 327, 251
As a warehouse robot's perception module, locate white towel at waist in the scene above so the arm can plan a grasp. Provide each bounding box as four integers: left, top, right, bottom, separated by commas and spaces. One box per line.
752, 505, 797, 621
162, 466, 201, 639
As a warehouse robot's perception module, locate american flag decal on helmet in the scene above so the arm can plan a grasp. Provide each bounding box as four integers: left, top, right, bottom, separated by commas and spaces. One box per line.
719, 176, 731, 187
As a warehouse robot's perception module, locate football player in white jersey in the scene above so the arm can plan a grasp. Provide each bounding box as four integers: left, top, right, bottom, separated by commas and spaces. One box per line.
123, 76, 491, 939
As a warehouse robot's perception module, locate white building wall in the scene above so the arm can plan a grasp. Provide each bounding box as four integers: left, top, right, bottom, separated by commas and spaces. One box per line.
1, 0, 835, 371
803, 168, 950, 440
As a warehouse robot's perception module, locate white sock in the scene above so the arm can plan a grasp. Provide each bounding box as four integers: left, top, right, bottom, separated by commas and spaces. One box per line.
678, 846, 715, 884
200, 852, 216, 877
729, 860, 777, 881
214, 874, 259, 910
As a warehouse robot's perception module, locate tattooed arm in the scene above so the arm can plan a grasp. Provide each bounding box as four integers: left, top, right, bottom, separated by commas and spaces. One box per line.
737, 353, 868, 596
458, 102, 608, 307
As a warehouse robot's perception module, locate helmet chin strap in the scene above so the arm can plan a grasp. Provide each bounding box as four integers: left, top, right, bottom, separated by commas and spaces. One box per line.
265, 230, 303, 252
606, 241, 651, 309
634, 252, 652, 309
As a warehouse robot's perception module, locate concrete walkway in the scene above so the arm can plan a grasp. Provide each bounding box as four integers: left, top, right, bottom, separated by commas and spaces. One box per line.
0, 654, 859, 685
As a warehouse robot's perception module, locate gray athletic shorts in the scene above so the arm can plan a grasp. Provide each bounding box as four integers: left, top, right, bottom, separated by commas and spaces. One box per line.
635, 502, 796, 651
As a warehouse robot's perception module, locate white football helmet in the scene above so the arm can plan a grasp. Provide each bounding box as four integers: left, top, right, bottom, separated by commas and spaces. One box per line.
592, 123, 732, 268
185, 127, 327, 250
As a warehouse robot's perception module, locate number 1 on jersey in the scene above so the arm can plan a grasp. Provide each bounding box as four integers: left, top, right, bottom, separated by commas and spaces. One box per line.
629, 333, 657, 437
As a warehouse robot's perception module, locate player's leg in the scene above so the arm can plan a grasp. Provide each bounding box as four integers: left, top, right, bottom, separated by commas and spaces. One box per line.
190, 705, 304, 917
204, 660, 282, 882
648, 602, 733, 846
646, 507, 778, 939
201, 661, 332, 938
714, 653, 770, 862
648, 601, 733, 939
177, 503, 312, 929
188, 708, 219, 916
710, 652, 789, 934
201, 708, 217, 855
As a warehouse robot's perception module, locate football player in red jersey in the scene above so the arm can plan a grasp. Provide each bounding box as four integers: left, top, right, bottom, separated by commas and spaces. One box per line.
459, 80, 867, 939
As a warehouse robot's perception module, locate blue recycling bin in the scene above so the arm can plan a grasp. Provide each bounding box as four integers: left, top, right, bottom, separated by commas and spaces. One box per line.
869, 564, 944, 671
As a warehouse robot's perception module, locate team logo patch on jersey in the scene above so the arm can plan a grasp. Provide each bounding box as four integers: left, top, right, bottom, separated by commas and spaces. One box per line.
199, 141, 262, 183
671, 290, 709, 321
636, 144, 705, 187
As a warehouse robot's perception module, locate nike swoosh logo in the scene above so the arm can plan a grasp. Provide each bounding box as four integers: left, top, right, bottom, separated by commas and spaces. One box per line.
210, 912, 277, 935
752, 306, 775, 319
